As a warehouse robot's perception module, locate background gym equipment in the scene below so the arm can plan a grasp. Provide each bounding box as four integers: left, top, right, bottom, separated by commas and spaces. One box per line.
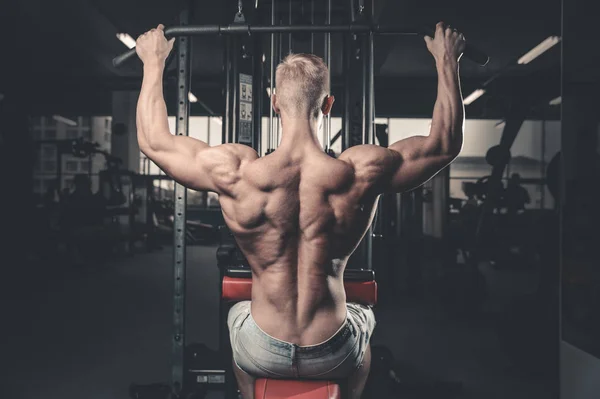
110, 0, 492, 396
3, 0, 570, 398
113, 26, 489, 69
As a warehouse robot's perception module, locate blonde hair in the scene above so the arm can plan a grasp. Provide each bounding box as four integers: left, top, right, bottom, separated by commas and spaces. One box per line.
275, 53, 330, 118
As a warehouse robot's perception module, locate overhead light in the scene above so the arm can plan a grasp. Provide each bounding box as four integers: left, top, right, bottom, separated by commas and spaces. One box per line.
116, 33, 136, 49
495, 120, 506, 129
266, 87, 272, 97
463, 89, 486, 105
53, 115, 78, 127
549, 96, 561, 105
518, 36, 561, 65
212, 116, 223, 125
188, 92, 198, 103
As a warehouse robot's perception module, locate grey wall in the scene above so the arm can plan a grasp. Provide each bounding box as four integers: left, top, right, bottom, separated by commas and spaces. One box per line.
561, 343, 600, 399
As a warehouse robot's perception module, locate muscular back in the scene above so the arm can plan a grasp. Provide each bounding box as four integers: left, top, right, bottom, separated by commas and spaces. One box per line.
218, 147, 386, 345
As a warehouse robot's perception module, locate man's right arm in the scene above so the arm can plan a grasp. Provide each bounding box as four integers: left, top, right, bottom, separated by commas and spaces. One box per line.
385, 40, 464, 192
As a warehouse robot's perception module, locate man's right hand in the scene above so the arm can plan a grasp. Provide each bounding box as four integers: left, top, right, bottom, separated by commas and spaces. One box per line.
424, 22, 466, 64
136, 24, 175, 66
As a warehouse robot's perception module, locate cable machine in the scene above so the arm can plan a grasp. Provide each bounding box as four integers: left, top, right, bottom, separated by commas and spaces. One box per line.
115, 1, 489, 397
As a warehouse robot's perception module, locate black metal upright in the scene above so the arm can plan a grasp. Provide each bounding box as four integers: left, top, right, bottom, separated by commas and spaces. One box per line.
267, 0, 277, 153
172, 8, 190, 396
252, 34, 263, 152
223, 38, 232, 144
365, 0, 376, 270
324, 0, 332, 152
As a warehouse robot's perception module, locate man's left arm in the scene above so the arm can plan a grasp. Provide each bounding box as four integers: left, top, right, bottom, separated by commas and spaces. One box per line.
136, 25, 257, 193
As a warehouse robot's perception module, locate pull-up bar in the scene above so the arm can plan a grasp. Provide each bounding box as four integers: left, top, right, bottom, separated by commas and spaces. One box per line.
112, 24, 490, 67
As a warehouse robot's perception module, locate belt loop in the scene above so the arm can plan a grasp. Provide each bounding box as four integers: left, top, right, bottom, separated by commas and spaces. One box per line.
290, 344, 299, 377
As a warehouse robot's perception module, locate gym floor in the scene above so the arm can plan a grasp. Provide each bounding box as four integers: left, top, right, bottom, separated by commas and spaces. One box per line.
2, 245, 554, 399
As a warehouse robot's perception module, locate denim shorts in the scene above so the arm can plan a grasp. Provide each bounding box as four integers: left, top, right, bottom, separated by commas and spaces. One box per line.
227, 301, 376, 379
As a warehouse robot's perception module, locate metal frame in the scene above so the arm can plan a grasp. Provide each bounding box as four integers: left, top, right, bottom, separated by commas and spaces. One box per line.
365, 0, 375, 270
324, 0, 332, 152
267, 0, 276, 153
114, 24, 488, 69
171, 8, 190, 395
113, 24, 420, 67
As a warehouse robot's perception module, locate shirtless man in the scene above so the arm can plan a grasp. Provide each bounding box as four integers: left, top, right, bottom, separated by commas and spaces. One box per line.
135, 22, 465, 399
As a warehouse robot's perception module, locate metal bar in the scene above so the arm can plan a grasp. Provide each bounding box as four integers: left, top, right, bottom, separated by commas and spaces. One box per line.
324, 0, 332, 151
541, 117, 546, 208
288, 0, 293, 52
231, 38, 239, 144
365, 0, 375, 271
223, 38, 232, 144
361, 36, 367, 145
268, 0, 276, 152
276, 11, 282, 148
171, 8, 190, 395
310, 0, 315, 53
252, 34, 263, 153
207, 115, 211, 145
365, 3, 375, 146
113, 24, 489, 68
342, 32, 351, 151
56, 150, 62, 191
113, 24, 421, 67
167, 24, 417, 34
350, 0, 357, 22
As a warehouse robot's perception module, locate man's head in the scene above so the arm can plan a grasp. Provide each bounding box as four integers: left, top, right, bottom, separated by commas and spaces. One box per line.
510, 173, 521, 184
273, 53, 334, 120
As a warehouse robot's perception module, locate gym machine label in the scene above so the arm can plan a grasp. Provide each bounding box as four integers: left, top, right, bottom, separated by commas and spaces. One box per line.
238, 73, 253, 145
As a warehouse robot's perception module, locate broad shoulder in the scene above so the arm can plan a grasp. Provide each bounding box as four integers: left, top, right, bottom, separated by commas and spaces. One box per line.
209, 143, 259, 164
338, 144, 400, 176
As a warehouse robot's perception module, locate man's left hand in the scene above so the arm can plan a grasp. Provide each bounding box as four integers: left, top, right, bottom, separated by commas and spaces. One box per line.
136, 24, 175, 66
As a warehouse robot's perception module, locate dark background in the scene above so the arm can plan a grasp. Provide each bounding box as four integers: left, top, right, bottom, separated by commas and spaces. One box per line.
0, 0, 598, 398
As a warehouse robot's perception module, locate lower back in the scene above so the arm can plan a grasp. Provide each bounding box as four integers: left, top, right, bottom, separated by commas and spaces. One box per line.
250, 266, 348, 346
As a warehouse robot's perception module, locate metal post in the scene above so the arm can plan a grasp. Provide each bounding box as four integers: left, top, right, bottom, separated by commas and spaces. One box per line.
541, 117, 546, 208
288, 0, 293, 52
310, 0, 315, 53
252, 34, 263, 153
365, 0, 375, 270
276, 11, 283, 148
324, 0, 332, 151
231, 39, 240, 144
56, 149, 62, 191
172, 8, 190, 396
268, 0, 276, 152
342, 33, 350, 151
207, 115, 211, 146
223, 38, 232, 144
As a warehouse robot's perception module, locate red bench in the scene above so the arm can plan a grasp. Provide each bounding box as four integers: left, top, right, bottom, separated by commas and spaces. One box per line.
222, 270, 377, 399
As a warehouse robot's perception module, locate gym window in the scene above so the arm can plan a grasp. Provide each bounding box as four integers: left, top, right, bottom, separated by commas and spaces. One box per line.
66, 161, 78, 172
43, 161, 57, 172
42, 145, 56, 158
67, 129, 80, 139
45, 117, 57, 127
45, 129, 57, 139
82, 130, 92, 140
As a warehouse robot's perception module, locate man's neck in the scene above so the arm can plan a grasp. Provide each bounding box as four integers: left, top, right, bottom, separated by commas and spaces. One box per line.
277, 116, 323, 153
